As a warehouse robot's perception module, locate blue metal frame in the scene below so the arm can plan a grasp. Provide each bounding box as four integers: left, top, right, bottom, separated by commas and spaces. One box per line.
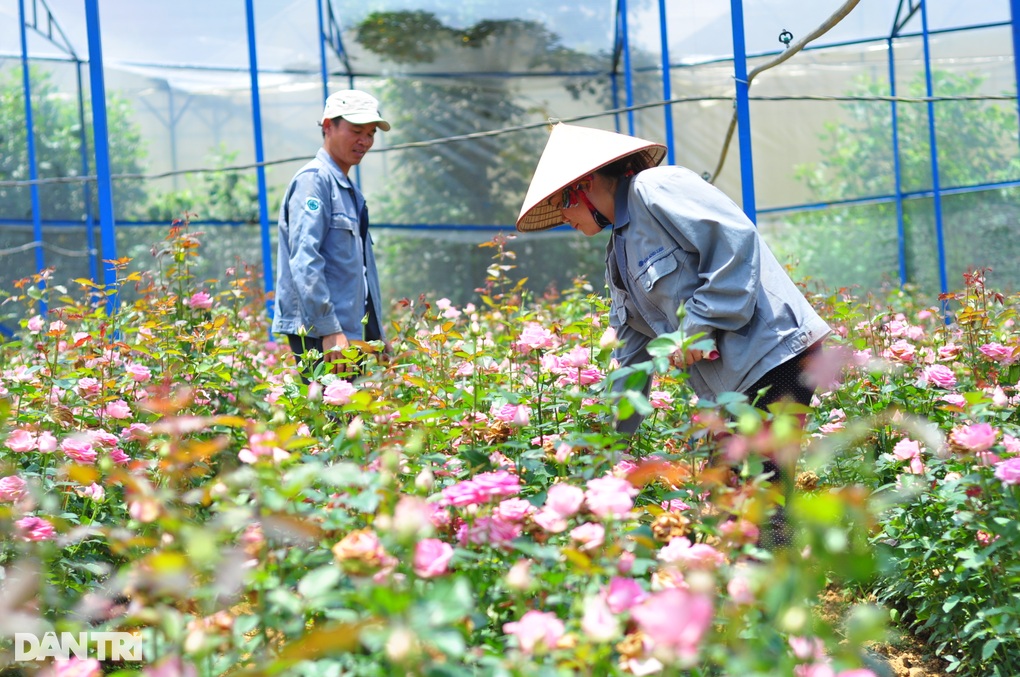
244, 0, 274, 317
658, 0, 676, 165
84, 0, 118, 313
887, 38, 907, 286
7, 2, 1020, 304
1012, 0, 1020, 143
729, 0, 757, 223
18, 0, 47, 313
619, 0, 636, 136
918, 1, 950, 298
74, 64, 98, 285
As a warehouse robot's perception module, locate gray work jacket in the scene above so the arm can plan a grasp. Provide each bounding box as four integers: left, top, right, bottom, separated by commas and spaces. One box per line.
271, 148, 384, 342
607, 166, 830, 400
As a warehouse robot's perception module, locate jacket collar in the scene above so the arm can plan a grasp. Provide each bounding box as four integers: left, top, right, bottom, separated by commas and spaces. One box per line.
611, 174, 634, 232
316, 147, 353, 189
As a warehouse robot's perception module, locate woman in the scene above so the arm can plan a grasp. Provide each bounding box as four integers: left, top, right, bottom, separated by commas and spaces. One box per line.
516, 123, 831, 546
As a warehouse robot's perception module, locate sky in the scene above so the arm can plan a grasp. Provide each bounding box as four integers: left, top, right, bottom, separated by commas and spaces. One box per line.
1, 0, 1012, 80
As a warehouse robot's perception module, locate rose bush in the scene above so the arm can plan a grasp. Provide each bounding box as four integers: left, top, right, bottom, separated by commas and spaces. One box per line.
0, 224, 1016, 676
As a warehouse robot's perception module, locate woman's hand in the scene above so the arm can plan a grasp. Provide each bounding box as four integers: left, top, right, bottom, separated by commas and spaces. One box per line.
669, 348, 702, 368
668, 347, 720, 368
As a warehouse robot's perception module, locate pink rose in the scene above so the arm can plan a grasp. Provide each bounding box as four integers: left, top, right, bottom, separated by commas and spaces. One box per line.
604, 576, 647, 613
532, 509, 569, 534
657, 537, 726, 570
102, 399, 132, 419
649, 390, 674, 409
503, 610, 564, 654
41, 657, 103, 677
16, 515, 56, 541
77, 377, 101, 397
544, 483, 585, 518
5, 429, 37, 452
515, 323, 557, 353
569, 522, 605, 551
323, 379, 356, 405
495, 498, 533, 522
413, 538, 454, 578
0, 475, 28, 502
559, 345, 590, 369
631, 588, 713, 661
62, 437, 97, 464
491, 403, 530, 426
584, 475, 638, 519
884, 340, 916, 363
950, 423, 998, 453
979, 342, 1016, 364
921, 364, 956, 389
27, 315, 44, 333
76, 483, 105, 501
937, 343, 961, 361
187, 291, 213, 309
892, 438, 925, 474
581, 594, 621, 642
994, 457, 1020, 486
126, 363, 152, 383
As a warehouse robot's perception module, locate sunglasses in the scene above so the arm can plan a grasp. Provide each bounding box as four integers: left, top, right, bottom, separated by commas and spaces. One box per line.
561, 185, 583, 209
560, 174, 594, 209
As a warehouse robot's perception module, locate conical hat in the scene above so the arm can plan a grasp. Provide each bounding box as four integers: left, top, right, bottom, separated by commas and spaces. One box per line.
516, 123, 667, 232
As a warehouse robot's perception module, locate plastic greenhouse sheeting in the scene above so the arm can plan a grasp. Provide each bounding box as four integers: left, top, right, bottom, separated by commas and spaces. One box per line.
1, 0, 1019, 314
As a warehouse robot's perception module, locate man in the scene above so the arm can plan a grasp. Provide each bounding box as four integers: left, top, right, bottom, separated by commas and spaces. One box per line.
271, 90, 390, 379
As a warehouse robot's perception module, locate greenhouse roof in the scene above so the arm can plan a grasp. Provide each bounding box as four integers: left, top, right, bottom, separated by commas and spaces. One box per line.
2, 0, 1012, 93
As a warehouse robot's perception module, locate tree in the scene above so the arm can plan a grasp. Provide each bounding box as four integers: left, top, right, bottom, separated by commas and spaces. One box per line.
0, 66, 149, 303
774, 70, 1020, 294
352, 11, 614, 306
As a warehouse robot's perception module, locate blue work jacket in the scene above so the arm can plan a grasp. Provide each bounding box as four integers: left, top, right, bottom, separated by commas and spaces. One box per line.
607, 166, 830, 400
271, 148, 384, 342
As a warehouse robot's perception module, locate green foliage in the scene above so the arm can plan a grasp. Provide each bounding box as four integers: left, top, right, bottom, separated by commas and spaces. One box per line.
353, 10, 621, 307
0, 229, 896, 675
776, 70, 1020, 293
144, 145, 261, 224
0, 66, 148, 223
807, 268, 1020, 675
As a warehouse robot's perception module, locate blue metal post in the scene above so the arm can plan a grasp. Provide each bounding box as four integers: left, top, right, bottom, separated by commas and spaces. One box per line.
75, 63, 98, 285
658, 0, 675, 165
317, 0, 329, 103
245, 0, 274, 316
919, 0, 949, 298
729, 0, 757, 222
84, 0, 118, 311
620, 0, 636, 135
18, 0, 47, 313
1011, 0, 1020, 140
887, 38, 907, 287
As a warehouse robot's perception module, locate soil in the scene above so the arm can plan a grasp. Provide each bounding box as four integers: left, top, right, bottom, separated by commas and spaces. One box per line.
816, 587, 950, 677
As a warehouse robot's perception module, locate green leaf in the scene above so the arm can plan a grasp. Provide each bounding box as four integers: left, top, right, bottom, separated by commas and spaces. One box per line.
981, 638, 1000, 660
298, 565, 342, 598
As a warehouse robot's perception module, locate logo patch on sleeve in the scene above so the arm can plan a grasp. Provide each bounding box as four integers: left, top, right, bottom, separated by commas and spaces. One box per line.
305, 197, 321, 213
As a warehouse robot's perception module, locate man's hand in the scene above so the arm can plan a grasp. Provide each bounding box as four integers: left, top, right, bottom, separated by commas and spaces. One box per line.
322, 332, 349, 371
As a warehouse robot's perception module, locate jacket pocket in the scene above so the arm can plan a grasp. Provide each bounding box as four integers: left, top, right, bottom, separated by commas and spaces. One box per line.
329, 212, 358, 233
635, 250, 682, 328
636, 252, 677, 293
323, 212, 361, 272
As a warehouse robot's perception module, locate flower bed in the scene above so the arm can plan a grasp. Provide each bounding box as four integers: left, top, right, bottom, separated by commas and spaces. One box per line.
0, 225, 1017, 676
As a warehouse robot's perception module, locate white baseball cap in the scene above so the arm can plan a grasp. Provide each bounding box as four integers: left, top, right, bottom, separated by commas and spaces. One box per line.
320, 90, 391, 131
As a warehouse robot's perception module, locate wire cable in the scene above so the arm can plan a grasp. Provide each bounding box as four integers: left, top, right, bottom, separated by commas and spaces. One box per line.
709, 0, 862, 183
0, 241, 95, 258
0, 90, 1014, 190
